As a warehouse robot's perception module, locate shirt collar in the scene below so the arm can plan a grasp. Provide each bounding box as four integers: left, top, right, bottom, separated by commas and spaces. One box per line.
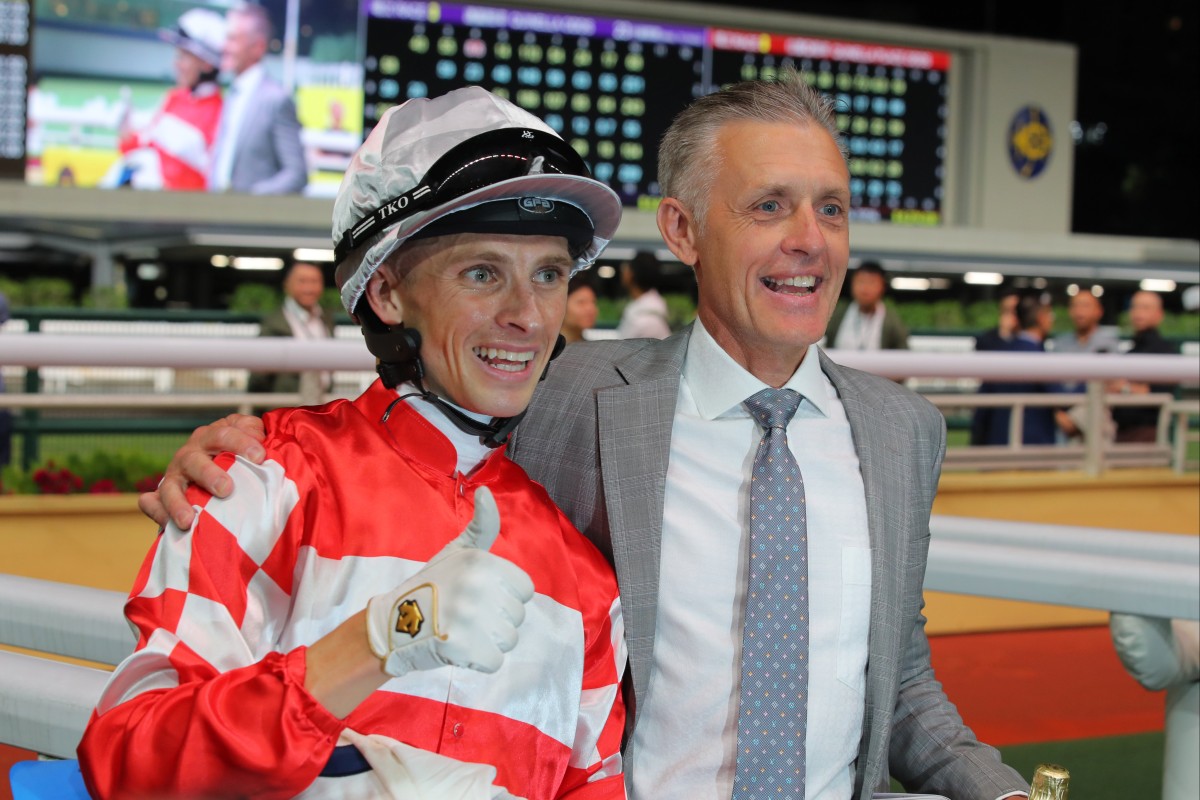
354, 379, 499, 477
283, 296, 316, 321
683, 318, 830, 420
401, 383, 496, 476
231, 62, 263, 94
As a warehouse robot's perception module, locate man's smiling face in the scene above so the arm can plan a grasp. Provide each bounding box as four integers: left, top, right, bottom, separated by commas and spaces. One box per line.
682, 119, 851, 385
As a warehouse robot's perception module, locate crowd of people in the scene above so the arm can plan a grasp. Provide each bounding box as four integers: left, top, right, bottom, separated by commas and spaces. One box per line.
967, 288, 1181, 447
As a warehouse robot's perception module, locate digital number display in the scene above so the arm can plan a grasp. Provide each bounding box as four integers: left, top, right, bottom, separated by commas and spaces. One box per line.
363, 1, 951, 223
707, 28, 949, 224
365, 0, 704, 208
0, 0, 30, 181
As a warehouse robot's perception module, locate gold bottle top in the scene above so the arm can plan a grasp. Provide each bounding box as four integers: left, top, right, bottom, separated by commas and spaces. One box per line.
1028, 763, 1070, 800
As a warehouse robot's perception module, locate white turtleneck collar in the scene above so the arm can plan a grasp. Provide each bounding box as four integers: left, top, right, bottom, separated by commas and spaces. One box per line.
396, 382, 495, 476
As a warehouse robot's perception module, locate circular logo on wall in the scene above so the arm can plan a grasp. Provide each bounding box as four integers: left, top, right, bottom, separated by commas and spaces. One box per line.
1008, 104, 1054, 180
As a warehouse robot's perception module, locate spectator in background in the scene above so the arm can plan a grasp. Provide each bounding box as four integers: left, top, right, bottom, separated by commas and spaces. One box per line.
0, 289, 11, 466
1110, 290, 1179, 443
615, 250, 671, 339
208, 3, 308, 195
1053, 290, 1119, 359
974, 289, 1022, 352
561, 271, 599, 345
110, 8, 225, 192
825, 260, 909, 350
247, 262, 334, 395
970, 295, 1058, 445
1051, 290, 1120, 441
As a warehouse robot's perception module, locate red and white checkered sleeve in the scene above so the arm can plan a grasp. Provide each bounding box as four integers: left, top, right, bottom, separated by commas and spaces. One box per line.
77, 453, 344, 800
557, 517, 628, 799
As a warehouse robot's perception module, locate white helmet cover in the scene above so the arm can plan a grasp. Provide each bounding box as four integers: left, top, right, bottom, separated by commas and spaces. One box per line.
332, 86, 622, 315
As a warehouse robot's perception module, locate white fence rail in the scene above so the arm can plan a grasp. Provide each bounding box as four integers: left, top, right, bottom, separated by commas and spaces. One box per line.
3, 511, 1196, 757
1, 334, 1197, 473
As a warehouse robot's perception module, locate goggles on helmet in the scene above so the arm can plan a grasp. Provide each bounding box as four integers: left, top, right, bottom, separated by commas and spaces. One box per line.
333, 127, 592, 264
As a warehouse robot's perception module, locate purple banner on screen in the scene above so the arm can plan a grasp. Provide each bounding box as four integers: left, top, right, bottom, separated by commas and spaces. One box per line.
367, 1, 705, 46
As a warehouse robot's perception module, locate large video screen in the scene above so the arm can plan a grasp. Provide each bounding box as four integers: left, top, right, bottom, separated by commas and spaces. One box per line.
24, 0, 362, 197
364, 2, 703, 209
362, 1, 951, 222
21, 0, 952, 223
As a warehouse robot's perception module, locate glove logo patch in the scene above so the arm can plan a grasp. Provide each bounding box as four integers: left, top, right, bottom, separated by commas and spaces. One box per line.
394, 599, 424, 637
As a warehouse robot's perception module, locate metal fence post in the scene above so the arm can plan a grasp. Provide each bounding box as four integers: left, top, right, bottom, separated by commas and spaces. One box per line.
1082, 379, 1106, 476
20, 312, 42, 470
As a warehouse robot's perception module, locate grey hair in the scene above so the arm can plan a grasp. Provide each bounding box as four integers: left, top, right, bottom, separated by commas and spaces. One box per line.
230, 2, 272, 42
657, 68, 847, 227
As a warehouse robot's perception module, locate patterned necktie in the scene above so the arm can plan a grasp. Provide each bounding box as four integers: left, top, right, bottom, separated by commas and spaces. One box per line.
734, 387, 807, 798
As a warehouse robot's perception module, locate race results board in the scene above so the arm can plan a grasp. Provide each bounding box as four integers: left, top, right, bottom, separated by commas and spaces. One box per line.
364, 1, 951, 223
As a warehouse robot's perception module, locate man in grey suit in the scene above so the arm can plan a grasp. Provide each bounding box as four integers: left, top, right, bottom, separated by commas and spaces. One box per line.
145, 72, 1029, 799
209, 3, 307, 195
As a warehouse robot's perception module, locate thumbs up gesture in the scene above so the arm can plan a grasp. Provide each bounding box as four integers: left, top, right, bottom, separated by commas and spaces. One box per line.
366, 487, 536, 678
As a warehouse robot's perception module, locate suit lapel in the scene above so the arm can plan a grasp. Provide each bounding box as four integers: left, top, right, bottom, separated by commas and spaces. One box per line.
596, 330, 689, 720
820, 351, 912, 798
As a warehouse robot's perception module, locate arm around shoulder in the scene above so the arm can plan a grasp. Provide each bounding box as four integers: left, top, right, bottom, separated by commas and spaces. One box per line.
138, 412, 267, 529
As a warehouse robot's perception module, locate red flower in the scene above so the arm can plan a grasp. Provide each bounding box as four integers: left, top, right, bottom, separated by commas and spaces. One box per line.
32, 462, 85, 494
89, 479, 119, 494
134, 473, 165, 494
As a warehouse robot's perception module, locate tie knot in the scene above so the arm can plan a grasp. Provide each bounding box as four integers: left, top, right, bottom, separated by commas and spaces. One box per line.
744, 387, 801, 430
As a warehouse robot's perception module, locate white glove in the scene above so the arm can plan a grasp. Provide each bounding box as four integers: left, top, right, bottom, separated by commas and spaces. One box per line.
366, 487, 535, 677
340, 729, 526, 800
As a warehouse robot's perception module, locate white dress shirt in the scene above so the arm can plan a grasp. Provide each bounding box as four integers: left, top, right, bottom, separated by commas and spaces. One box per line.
210, 63, 263, 191
282, 297, 331, 391
282, 297, 330, 342
627, 320, 871, 800
832, 303, 885, 351
616, 289, 672, 339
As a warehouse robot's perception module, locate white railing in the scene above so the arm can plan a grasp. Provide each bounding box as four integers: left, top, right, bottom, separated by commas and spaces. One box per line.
3, 512, 1196, 757
925, 516, 1200, 620
1, 334, 1197, 473
0, 319, 372, 396
923, 390, 1199, 473
5, 333, 1193, 380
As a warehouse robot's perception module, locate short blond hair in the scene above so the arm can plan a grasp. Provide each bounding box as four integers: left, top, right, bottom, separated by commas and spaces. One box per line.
657, 68, 846, 226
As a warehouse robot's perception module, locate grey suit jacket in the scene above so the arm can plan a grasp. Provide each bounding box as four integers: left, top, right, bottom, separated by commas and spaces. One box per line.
510, 326, 1026, 799
226, 74, 308, 195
